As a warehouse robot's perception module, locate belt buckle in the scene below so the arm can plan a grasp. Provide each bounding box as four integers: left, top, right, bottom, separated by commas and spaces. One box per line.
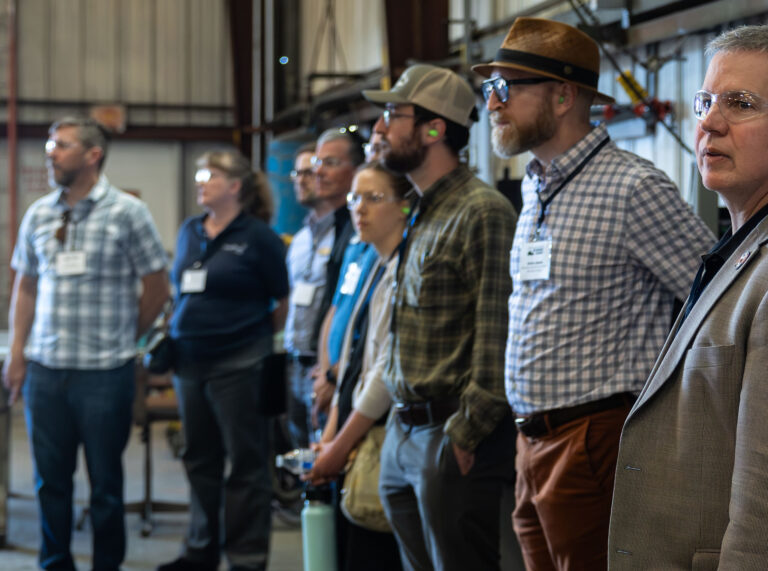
395, 402, 412, 425
515, 414, 547, 437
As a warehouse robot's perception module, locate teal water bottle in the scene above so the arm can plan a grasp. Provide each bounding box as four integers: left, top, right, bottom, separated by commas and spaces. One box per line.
301, 485, 337, 571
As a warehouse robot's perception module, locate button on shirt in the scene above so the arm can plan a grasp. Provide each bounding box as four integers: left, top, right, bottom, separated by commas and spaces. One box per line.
11, 176, 168, 370
283, 211, 335, 356
506, 124, 716, 415
386, 165, 517, 451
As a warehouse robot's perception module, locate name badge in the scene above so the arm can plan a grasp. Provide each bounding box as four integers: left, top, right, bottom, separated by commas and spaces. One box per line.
56, 251, 87, 276
181, 268, 208, 293
339, 262, 361, 295
292, 281, 316, 306
519, 239, 552, 281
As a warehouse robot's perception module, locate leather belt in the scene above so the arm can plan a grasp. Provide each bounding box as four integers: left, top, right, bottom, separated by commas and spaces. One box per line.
395, 398, 459, 427
515, 392, 636, 438
291, 354, 316, 367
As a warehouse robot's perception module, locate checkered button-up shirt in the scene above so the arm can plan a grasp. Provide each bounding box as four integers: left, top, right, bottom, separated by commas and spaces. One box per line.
385, 165, 517, 451
506, 125, 716, 415
12, 176, 168, 370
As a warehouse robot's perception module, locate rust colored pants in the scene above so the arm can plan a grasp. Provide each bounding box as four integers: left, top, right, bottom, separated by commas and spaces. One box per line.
512, 405, 631, 571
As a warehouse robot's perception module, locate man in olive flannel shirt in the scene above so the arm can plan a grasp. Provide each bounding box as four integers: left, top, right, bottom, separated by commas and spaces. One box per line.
363, 64, 519, 571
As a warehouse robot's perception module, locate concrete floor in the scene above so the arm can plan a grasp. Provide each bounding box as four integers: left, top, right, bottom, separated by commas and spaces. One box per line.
0, 404, 303, 571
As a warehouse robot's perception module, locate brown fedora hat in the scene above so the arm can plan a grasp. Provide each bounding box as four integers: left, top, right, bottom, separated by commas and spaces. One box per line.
472, 17, 615, 105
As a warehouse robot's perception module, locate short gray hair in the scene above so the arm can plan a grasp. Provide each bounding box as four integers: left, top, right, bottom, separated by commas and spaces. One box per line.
316, 127, 365, 166
707, 24, 768, 56
49, 116, 110, 170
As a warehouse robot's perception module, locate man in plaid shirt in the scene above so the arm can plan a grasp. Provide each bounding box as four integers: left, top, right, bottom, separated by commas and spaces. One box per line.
474, 18, 715, 570
2, 117, 169, 570
363, 64, 519, 570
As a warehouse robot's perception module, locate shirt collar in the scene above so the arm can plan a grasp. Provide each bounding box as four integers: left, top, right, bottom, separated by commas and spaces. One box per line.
55, 174, 111, 209
305, 208, 336, 239
706, 200, 768, 263
526, 124, 609, 197
418, 164, 473, 214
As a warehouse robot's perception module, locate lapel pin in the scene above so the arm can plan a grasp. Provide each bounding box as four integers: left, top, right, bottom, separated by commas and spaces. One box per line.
735, 250, 751, 269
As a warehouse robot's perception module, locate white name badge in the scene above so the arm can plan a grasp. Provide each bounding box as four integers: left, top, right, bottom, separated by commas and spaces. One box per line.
181, 268, 208, 293
519, 239, 552, 281
339, 262, 362, 295
55, 251, 87, 276
292, 281, 317, 306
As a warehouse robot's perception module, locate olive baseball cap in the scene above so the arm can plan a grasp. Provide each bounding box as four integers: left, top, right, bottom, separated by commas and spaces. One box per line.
363, 64, 477, 127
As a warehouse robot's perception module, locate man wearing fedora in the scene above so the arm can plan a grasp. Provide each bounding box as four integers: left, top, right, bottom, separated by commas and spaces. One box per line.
363, 64, 519, 570
473, 18, 714, 570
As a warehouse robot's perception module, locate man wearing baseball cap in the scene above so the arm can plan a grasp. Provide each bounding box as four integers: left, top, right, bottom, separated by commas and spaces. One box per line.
473, 18, 715, 570
363, 64, 519, 570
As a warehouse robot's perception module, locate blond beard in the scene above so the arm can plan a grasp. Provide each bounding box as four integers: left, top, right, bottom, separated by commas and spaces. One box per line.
491, 122, 522, 158
490, 105, 557, 158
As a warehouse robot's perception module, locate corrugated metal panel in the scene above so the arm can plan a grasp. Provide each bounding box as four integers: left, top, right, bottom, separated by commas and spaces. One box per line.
156, 0, 189, 125
301, 0, 385, 95
12, 0, 234, 127
84, 0, 120, 101
17, 0, 49, 123
50, 0, 84, 100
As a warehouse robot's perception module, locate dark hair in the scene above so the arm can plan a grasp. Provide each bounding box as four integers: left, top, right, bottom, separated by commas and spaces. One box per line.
317, 127, 366, 166
412, 105, 473, 155
49, 116, 110, 170
294, 141, 317, 160
196, 150, 273, 223
356, 161, 413, 200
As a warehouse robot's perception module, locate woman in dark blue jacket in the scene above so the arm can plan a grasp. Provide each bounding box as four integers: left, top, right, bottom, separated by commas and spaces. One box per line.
158, 150, 288, 571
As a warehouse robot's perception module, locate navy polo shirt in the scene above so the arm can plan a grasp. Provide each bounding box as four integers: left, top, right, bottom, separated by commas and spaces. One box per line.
170, 212, 289, 358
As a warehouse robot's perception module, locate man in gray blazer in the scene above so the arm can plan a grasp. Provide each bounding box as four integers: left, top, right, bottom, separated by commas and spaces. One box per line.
609, 24, 768, 569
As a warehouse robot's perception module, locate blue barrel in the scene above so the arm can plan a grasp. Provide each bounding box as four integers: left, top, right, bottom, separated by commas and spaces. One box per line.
266, 131, 316, 237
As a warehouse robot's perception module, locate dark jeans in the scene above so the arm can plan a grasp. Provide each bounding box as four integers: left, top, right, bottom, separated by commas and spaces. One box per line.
333, 477, 403, 571
379, 412, 517, 571
23, 359, 135, 571
173, 340, 272, 570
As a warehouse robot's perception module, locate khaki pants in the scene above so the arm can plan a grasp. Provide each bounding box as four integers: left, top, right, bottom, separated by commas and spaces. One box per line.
513, 405, 631, 571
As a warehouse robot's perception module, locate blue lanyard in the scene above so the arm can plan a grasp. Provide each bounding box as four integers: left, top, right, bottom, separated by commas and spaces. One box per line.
390, 204, 420, 334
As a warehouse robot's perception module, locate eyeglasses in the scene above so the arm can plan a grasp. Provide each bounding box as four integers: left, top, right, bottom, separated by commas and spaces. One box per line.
290, 168, 315, 180
194, 168, 228, 184
382, 108, 416, 128
481, 76, 560, 103
55, 210, 71, 245
45, 139, 80, 154
310, 156, 350, 169
194, 168, 214, 184
693, 90, 768, 123
346, 191, 400, 209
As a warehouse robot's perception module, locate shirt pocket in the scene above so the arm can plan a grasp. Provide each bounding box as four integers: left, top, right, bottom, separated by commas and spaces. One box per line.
691, 549, 719, 571
83, 222, 125, 276
683, 344, 735, 370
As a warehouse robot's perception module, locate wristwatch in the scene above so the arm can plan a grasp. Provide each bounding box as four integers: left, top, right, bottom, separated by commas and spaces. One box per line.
325, 368, 337, 386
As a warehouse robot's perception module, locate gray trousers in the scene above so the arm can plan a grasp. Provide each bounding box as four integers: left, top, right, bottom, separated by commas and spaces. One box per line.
173, 340, 272, 570
379, 412, 517, 571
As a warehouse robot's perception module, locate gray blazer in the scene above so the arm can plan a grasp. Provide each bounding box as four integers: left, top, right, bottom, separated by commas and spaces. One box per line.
608, 217, 768, 570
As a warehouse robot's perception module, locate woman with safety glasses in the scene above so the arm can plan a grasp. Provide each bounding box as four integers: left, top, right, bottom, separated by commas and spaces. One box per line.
158, 150, 289, 571
305, 161, 412, 571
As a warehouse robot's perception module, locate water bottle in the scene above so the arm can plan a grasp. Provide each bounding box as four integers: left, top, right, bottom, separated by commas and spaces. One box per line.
275, 448, 316, 475
301, 485, 337, 571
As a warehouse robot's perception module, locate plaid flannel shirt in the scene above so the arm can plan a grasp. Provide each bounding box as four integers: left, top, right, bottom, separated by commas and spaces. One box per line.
385, 165, 517, 451
12, 176, 168, 370
506, 125, 716, 414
